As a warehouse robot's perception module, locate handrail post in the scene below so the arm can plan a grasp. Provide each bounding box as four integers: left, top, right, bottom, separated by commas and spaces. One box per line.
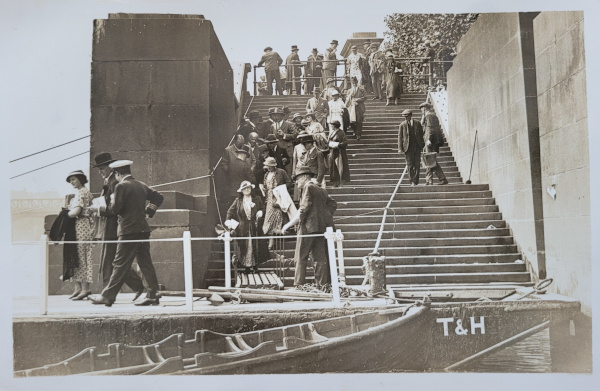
429, 61, 434, 87
253, 66, 257, 96
335, 229, 346, 286
291, 64, 296, 95
223, 231, 232, 288
182, 231, 193, 312
40, 234, 48, 315
325, 227, 341, 307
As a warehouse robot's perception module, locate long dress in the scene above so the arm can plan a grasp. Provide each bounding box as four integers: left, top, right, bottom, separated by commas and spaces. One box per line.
226, 196, 265, 268
69, 186, 94, 283
328, 127, 351, 186
346, 53, 366, 85
327, 99, 346, 130
262, 169, 289, 235
385, 58, 403, 99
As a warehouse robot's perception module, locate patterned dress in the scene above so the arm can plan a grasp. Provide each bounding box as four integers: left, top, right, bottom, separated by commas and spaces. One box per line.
262, 171, 284, 235
69, 186, 94, 283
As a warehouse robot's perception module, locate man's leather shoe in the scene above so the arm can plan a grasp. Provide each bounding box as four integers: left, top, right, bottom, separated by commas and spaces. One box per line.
132, 289, 144, 302
134, 298, 160, 306
90, 295, 113, 307
440, 178, 449, 185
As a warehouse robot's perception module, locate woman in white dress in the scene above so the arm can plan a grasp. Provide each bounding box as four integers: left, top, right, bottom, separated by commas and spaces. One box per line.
327, 90, 346, 132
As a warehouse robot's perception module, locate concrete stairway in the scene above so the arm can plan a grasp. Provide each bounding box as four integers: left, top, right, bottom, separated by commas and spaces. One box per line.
205, 92, 530, 288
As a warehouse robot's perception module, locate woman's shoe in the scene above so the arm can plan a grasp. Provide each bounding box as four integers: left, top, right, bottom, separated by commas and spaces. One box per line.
68, 291, 81, 299
72, 291, 92, 301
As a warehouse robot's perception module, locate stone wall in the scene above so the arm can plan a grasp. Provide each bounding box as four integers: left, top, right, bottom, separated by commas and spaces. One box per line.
448, 12, 591, 315
533, 12, 590, 315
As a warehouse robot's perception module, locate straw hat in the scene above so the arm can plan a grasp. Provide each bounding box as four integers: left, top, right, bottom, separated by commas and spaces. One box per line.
263, 157, 277, 167
236, 180, 255, 193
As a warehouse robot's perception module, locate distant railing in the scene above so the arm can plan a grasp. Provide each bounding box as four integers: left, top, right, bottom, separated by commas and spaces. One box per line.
252, 58, 452, 96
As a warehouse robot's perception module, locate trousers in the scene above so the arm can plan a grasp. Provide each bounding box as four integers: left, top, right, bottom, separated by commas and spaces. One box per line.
371, 72, 383, 98
405, 144, 422, 185
294, 232, 331, 287
265, 70, 282, 95
100, 241, 144, 291
101, 232, 159, 301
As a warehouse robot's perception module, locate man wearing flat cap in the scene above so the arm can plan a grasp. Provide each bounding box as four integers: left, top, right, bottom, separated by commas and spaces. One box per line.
398, 109, 425, 186
257, 46, 283, 95
285, 45, 303, 95
90, 160, 164, 307
92, 152, 145, 300
420, 102, 448, 185
322, 40, 339, 88
305, 48, 322, 94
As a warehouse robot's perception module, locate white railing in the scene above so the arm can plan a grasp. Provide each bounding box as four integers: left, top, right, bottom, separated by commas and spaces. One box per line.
32, 227, 345, 315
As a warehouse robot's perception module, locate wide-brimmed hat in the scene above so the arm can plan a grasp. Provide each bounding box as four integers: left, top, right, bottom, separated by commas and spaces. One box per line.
300, 119, 311, 126
331, 90, 340, 96
305, 111, 317, 119
331, 120, 341, 127
92, 152, 117, 168
291, 45, 299, 51
297, 131, 314, 143
66, 170, 87, 183
269, 107, 284, 115
292, 113, 303, 121
419, 102, 432, 109
264, 46, 273, 52
264, 134, 278, 144
236, 180, 255, 192
247, 110, 260, 117
331, 40, 338, 45
263, 157, 277, 167
401, 109, 413, 117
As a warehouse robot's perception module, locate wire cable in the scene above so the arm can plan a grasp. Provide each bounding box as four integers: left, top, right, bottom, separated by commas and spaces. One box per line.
9, 135, 90, 163
10, 151, 88, 180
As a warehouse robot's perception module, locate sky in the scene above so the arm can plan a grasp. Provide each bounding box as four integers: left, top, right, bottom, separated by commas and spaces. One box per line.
2, 0, 600, 390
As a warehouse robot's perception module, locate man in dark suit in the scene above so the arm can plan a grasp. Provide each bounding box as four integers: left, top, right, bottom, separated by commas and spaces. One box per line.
282, 176, 337, 288
90, 160, 164, 307
398, 109, 425, 186
257, 46, 283, 95
92, 152, 145, 300
420, 102, 448, 185
264, 134, 290, 172
285, 45, 303, 95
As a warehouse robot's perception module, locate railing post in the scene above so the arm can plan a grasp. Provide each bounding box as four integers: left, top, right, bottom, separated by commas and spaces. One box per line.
335, 229, 346, 286
291, 64, 296, 95
182, 231, 193, 312
253, 66, 257, 96
325, 227, 341, 307
223, 231, 232, 288
40, 234, 48, 315
428, 62, 434, 87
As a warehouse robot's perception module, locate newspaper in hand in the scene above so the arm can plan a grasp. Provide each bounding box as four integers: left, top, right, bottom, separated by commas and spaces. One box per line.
91, 196, 107, 215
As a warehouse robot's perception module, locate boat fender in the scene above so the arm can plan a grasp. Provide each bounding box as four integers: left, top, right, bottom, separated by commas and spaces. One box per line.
208, 293, 225, 306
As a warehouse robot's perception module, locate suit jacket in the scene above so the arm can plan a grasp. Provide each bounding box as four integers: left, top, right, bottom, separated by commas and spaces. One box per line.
98, 172, 119, 240
323, 47, 337, 71
306, 54, 322, 77
285, 52, 303, 77
258, 51, 283, 72
398, 118, 425, 153
422, 111, 444, 152
299, 182, 337, 234
269, 145, 290, 169
369, 51, 386, 74
306, 97, 329, 122
270, 120, 297, 150
109, 176, 164, 237
293, 145, 326, 184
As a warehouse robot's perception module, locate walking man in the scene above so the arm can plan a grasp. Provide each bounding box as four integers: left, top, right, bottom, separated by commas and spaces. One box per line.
257, 46, 283, 95
90, 160, 164, 307
92, 153, 145, 301
369, 42, 385, 100
420, 102, 448, 185
398, 109, 424, 186
282, 176, 337, 289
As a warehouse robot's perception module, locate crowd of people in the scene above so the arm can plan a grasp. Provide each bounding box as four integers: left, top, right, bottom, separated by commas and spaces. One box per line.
256, 40, 448, 102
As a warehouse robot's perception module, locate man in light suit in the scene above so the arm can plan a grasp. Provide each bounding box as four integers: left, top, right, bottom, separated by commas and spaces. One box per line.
322, 40, 339, 88
90, 160, 164, 307
398, 109, 425, 186
369, 42, 386, 100
282, 177, 337, 288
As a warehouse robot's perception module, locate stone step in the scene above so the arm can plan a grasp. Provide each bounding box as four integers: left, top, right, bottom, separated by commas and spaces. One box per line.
342, 228, 511, 240
335, 205, 498, 217
348, 166, 458, 175
343, 253, 522, 266
328, 177, 463, 187
333, 212, 503, 225
347, 272, 531, 285
342, 244, 518, 257
326, 183, 489, 195
336, 172, 461, 181
342, 263, 526, 275
342, 236, 514, 248
348, 158, 455, 167
337, 220, 505, 232
337, 198, 496, 209
333, 190, 493, 201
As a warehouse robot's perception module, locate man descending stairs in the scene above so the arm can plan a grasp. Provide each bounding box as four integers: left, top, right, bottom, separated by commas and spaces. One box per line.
206, 92, 531, 289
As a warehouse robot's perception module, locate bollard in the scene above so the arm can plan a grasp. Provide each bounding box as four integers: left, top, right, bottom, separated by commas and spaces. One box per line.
182, 231, 193, 311
325, 227, 341, 307
223, 231, 232, 288
40, 234, 49, 315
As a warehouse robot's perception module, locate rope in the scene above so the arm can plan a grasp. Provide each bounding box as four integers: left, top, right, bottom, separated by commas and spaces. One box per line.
333, 207, 386, 222
150, 174, 211, 188
9, 135, 90, 163
10, 151, 89, 179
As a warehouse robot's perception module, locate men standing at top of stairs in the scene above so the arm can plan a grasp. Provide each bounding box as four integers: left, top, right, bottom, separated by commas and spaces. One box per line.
257, 46, 283, 96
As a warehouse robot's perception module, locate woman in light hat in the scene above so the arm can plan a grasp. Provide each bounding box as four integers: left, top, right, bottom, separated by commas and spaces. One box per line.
225, 181, 265, 274
327, 121, 351, 187
261, 157, 291, 250
327, 90, 346, 132
65, 170, 95, 300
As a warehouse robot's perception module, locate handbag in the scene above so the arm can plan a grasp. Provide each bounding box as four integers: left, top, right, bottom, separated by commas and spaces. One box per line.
421, 151, 438, 168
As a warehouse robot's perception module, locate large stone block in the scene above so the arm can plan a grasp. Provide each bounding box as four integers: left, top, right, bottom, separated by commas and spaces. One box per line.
149, 150, 210, 195
91, 61, 210, 106
150, 105, 209, 150
90, 106, 154, 151
93, 17, 212, 61
158, 191, 196, 210
151, 210, 204, 228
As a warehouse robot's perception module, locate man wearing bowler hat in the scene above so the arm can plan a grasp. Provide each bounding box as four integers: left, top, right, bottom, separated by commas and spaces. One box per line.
285, 45, 303, 95
90, 160, 164, 307
322, 40, 339, 88
398, 109, 425, 186
257, 46, 283, 95
305, 48, 322, 94
92, 153, 145, 300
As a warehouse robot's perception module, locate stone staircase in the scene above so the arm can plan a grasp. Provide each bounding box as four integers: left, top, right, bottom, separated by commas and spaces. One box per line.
205, 92, 531, 289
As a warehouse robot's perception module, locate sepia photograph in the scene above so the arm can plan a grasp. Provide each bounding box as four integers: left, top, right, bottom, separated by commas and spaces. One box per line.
2, 0, 598, 389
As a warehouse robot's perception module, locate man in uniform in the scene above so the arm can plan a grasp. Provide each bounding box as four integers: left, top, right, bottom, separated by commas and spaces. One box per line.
398, 109, 425, 186
257, 46, 283, 95
92, 152, 145, 301
90, 160, 164, 306
420, 102, 448, 185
